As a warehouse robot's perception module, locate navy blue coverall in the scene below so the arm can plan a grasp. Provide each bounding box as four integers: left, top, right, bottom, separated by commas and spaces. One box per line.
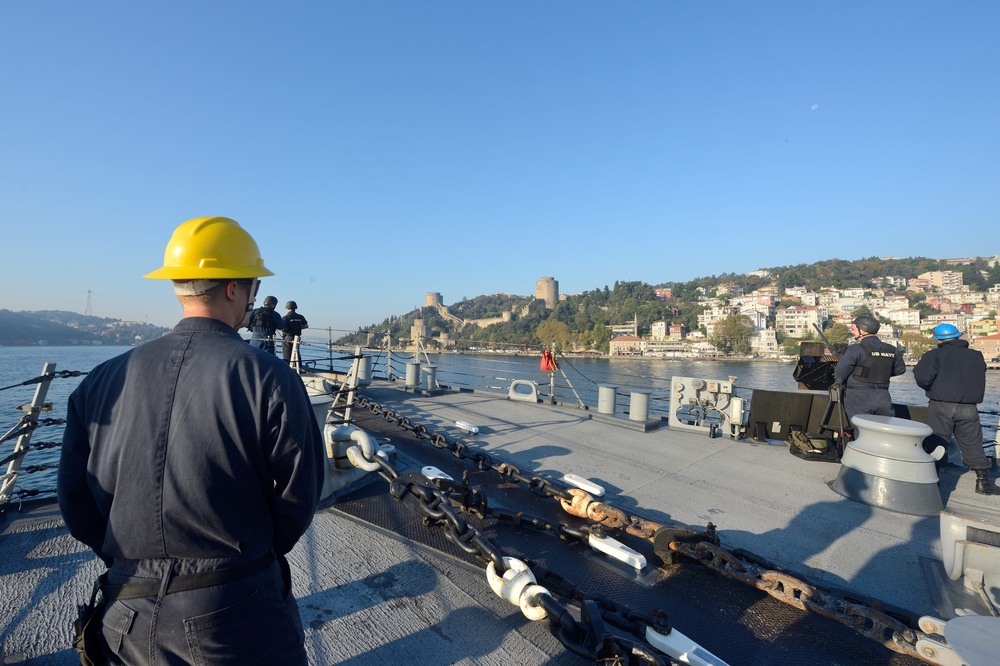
58, 317, 324, 665
282, 310, 309, 363
248, 306, 285, 354
834, 335, 906, 423
913, 338, 990, 470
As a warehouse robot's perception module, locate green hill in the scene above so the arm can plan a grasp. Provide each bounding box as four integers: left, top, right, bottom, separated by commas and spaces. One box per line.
342, 255, 1000, 352
0, 310, 171, 346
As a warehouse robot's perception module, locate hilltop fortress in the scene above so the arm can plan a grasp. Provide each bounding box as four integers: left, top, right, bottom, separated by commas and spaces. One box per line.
410, 278, 560, 347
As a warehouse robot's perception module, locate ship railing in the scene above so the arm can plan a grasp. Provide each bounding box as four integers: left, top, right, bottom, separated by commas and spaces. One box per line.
0, 363, 88, 512
292, 343, 678, 420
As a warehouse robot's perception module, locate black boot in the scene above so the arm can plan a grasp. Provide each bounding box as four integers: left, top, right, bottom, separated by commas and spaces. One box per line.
975, 469, 1000, 496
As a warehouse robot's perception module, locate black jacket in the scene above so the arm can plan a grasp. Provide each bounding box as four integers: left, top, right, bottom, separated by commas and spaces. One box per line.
58, 317, 324, 564
913, 338, 986, 404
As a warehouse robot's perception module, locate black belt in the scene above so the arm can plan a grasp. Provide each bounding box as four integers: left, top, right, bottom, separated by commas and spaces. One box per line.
845, 384, 889, 390
101, 551, 273, 601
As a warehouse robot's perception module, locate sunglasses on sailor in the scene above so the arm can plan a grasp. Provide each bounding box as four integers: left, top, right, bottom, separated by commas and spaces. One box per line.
236, 279, 261, 310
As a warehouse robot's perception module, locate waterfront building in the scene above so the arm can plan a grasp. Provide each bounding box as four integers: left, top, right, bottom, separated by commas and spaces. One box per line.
609, 335, 642, 356
751, 329, 779, 356
641, 339, 691, 357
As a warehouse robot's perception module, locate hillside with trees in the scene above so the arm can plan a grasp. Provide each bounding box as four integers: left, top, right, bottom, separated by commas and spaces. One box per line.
338, 255, 1000, 353
0, 310, 170, 346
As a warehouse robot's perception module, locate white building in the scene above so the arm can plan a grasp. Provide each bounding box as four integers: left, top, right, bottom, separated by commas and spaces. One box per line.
775, 306, 824, 338
882, 308, 921, 328
751, 329, 779, 356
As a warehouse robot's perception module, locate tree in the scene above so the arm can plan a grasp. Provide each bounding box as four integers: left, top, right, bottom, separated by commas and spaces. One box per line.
536, 319, 574, 349
900, 331, 935, 359
782, 337, 805, 356
823, 322, 850, 355
709, 315, 755, 354
585, 323, 612, 352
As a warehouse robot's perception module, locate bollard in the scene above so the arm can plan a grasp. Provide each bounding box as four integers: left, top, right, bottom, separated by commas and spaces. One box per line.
629, 390, 650, 422
358, 355, 372, 384
405, 362, 420, 388
598, 385, 618, 415
421, 364, 438, 391
831, 414, 941, 516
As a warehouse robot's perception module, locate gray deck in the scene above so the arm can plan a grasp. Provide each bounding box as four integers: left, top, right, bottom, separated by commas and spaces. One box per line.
362, 382, 1000, 619
1, 495, 572, 665
3, 380, 998, 664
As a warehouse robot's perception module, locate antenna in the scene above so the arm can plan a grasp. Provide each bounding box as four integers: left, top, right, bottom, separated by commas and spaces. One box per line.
85, 290, 93, 317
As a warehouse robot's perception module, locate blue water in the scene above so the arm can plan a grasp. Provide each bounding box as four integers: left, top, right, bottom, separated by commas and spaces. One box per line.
4, 346, 1000, 498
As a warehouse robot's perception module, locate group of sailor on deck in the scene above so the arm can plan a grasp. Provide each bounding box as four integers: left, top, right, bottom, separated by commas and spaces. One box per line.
835, 314, 1000, 496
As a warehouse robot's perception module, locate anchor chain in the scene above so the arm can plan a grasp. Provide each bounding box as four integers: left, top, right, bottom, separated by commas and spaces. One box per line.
357, 395, 574, 503
669, 540, 923, 659
356, 395, 929, 663
347, 438, 678, 665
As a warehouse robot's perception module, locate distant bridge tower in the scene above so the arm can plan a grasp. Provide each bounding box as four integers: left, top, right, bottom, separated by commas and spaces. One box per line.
535, 277, 559, 309
85, 289, 93, 317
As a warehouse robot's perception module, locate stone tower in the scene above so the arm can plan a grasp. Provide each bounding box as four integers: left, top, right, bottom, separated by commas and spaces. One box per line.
535, 277, 559, 309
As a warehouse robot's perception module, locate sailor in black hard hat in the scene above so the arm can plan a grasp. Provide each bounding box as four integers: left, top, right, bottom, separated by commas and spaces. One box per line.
834, 314, 906, 423
248, 295, 285, 354
281, 300, 309, 364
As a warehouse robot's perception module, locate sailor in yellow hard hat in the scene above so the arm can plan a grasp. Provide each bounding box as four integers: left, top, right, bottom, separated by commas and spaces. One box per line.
143, 215, 274, 329
58, 216, 322, 664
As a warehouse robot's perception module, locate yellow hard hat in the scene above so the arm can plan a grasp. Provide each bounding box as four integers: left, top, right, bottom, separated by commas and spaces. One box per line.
144, 216, 274, 280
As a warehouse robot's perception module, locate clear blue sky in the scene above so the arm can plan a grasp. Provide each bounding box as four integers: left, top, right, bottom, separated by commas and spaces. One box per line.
2, 2, 997, 333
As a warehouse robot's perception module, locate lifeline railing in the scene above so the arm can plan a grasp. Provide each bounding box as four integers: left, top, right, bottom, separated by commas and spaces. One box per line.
0, 364, 87, 512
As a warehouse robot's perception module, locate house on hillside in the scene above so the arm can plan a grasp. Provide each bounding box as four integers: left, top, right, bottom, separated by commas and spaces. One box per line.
972, 333, 1000, 360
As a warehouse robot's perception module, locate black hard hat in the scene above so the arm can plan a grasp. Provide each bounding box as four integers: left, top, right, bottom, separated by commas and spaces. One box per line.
285, 300, 297, 310
852, 314, 880, 334
263, 295, 278, 307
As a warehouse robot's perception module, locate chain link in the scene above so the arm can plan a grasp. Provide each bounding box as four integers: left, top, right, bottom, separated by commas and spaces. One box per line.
670, 541, 923, 659
357, 394, 928, 662
360, 397, 574, 502
347, 416, 677, 664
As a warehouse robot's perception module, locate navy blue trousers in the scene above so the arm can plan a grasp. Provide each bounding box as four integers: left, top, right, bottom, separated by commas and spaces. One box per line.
97, 557, 307, 665
844, 387, 893, 424
927, 400, 990, 471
